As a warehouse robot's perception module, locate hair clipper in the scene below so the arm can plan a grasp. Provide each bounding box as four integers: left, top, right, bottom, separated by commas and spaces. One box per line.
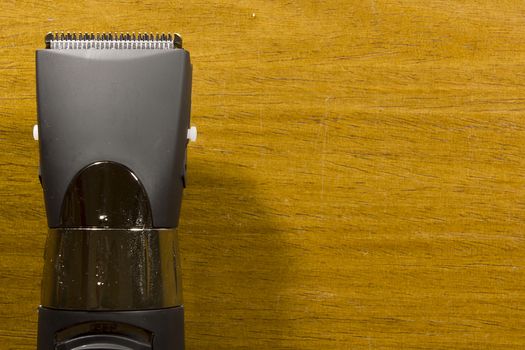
34, 32, 195, 350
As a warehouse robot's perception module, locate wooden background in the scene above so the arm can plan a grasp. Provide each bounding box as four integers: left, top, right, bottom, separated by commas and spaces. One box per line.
1, 1, 525, 349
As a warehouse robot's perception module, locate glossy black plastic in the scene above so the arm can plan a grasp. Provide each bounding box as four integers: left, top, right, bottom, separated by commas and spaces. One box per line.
41, 162, 182, 310
60, 162, 152, 229
42, 227, 182, 310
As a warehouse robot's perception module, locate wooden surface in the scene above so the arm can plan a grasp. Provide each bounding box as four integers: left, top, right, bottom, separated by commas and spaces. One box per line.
1, 1, 525, 349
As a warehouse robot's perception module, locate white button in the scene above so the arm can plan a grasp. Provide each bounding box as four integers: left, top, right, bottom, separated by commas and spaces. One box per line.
187, 126, 197, 142
33, 124, 39, 141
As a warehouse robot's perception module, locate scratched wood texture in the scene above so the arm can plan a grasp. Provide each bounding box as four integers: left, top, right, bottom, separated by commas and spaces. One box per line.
1, 1, 525, 349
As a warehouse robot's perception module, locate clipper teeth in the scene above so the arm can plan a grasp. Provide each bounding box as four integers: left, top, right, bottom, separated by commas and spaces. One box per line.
45, 32, 183, 49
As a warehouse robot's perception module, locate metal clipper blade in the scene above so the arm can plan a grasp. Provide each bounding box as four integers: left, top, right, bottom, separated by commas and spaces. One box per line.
44, 31, 183, 50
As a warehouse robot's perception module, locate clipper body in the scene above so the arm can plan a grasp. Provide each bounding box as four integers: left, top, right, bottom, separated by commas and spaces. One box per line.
35, 33, 192, 350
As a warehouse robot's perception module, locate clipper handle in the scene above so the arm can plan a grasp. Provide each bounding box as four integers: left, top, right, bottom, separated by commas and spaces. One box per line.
37, 163, 186, 350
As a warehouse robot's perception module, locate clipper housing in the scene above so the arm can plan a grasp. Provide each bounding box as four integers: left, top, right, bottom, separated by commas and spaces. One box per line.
35, 32, 193, 350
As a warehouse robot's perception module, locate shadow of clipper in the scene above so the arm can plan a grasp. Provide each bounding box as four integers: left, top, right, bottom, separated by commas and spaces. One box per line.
35, 32, 195, 350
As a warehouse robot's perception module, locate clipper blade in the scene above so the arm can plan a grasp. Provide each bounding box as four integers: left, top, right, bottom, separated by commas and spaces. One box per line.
45, 32, 183, 50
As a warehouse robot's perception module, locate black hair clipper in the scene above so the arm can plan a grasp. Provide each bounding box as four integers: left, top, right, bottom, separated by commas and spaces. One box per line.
35, 32, 195, 350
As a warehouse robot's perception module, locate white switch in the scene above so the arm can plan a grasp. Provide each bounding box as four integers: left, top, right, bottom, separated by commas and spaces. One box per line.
33, 124, 39, 141
187, 126, 197, 142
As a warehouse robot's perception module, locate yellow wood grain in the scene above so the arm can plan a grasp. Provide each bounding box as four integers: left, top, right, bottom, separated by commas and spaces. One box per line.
1, 1, 525, 349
